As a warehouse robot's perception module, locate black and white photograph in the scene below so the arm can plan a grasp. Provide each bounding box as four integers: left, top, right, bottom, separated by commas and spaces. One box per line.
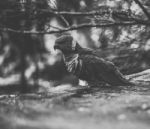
0, 0, 150, 129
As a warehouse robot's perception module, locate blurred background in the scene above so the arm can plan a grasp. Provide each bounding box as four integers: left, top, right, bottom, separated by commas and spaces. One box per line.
0, 0, 150, 89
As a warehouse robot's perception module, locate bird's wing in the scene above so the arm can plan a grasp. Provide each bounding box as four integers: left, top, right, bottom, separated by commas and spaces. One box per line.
79, 54, 131, 86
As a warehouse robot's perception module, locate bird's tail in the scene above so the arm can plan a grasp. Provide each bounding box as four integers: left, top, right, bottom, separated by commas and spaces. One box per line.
105, 66, 135, 86
110, 70, 135, 86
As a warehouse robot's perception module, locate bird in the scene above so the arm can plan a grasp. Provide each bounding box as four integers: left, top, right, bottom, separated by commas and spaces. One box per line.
54, 35, 134, 86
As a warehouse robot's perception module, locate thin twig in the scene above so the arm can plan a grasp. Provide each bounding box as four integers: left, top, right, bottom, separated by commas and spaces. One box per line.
40, 9, 109, 16
59, 15, 70, 27
133, 0, 150, 20
45, 24, 62, 30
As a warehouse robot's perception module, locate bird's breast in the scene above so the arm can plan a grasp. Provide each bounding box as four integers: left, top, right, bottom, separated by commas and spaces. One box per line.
64, 54, 82, 76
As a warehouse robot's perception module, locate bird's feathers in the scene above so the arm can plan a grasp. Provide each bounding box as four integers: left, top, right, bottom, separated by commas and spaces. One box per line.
65, 53, 132, 86
65, 54, 82, 76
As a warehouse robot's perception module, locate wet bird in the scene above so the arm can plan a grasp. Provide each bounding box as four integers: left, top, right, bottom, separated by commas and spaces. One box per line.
54, 35, 133, 86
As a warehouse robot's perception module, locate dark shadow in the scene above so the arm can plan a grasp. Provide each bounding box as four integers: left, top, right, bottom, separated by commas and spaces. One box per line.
0, 84, 39, 95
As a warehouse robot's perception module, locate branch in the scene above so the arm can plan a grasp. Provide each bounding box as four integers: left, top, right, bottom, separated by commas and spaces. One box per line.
59, 15, 70, 27
1, 9, 129, 18
45, 24, 62, 30
40, 9, 109, 17
133, 0, 150, 20
38, 9, 147, 23
0, 21, 150, 34
2, 8, 146, 23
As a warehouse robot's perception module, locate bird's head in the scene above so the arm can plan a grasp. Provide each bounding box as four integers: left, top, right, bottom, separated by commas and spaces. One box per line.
54, 35, 81, 55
